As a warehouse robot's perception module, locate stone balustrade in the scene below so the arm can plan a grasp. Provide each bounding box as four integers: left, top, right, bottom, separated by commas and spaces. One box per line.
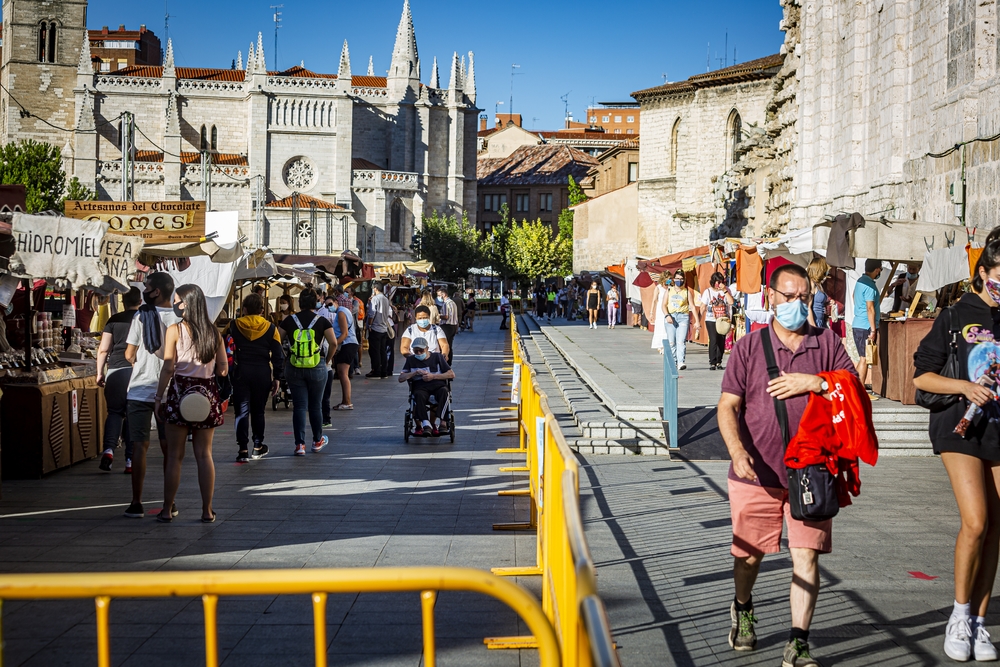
352, 169, 418, 191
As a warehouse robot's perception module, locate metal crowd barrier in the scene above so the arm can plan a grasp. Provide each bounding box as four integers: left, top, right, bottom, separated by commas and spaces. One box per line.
662, 345, 679, 449
489, 319, 621, 667
0, 567, 559, 667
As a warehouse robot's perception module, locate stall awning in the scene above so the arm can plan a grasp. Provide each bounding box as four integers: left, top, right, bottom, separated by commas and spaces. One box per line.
371, 260, 434, 276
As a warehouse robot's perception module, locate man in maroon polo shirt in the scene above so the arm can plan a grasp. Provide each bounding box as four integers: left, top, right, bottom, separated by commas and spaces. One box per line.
718, 263, 856, 667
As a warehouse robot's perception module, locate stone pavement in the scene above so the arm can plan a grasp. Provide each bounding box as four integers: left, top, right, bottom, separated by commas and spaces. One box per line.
580, 453, 969, 666
0, 325, 540, 667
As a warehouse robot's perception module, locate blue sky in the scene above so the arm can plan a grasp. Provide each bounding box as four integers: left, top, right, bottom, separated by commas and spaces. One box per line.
88, 0, 784, 130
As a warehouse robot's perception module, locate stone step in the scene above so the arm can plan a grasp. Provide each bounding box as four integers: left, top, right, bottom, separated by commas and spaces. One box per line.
873, 421, 930, 431
870, 411, 930, 424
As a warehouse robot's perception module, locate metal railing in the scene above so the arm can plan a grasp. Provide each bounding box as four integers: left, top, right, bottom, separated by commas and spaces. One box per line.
0, 567, 559, 667
489, 320, 622, 667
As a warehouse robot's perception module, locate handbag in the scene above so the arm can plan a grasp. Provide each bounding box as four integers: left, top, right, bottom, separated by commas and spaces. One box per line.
759, 326, 840, 522
915, 307, 963, 411
715, 316, 732, 336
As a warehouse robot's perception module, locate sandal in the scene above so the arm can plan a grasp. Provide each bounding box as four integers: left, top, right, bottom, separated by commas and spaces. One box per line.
335, 404, 354, 410
201, 512, 217, 523
157, 511, 172, 523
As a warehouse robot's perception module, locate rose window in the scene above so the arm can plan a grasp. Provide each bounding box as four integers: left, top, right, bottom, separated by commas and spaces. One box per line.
284, 157, 315, 190
297, 221, 312, 239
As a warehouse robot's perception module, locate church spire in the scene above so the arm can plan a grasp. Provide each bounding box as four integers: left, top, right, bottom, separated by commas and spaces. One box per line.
389, 0, 419, 80
467, 52, 476, 103
163, 39, 175, 77
367, 56, 374, 77
338, 40, 352, 80
430, 56, 439, 88
236, 50, 243, 70
448, 51, 460, 90
77, 33, 93, 75
256, 32, 266, 71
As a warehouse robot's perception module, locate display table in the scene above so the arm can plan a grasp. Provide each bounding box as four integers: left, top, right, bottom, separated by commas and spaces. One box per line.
870, 318, 935, 404
0, 372, 105, 478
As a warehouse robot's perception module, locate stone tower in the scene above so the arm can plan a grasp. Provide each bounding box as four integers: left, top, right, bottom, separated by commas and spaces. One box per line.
0, 0, 88, 146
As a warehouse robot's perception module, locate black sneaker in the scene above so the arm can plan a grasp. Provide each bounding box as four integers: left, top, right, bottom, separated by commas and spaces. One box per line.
728, 602, 757, 651
99, 451, 113, 471
365, 371, 379, 378
251, 444, 269, 460
781, 638, 821, 667
124, 502, 144, 518
236, 449, 250, 462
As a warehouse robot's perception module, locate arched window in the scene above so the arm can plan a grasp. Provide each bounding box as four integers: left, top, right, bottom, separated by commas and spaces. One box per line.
669, 117, 680, 175
390, 199, 403, 244
728, 109, 743, 165
210, 125, 218, 151
200, 125, 208, 151
38, 22, 56, 63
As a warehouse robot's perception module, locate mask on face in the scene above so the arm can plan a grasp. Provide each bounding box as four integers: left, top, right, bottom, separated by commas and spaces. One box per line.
142, 289, 158, 306
279, 303, 289, 311
172, 303, 185, 319
774, 300, 809, 331
906, 272, 919, 280
416, 318, 430, 328
987, 278, 1000, 304
674, 277, 684, 286
415, 352, 429, 361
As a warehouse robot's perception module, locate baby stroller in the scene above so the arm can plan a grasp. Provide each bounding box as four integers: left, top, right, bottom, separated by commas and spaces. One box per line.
404, 380, 455, 443
271, 377, 291, 410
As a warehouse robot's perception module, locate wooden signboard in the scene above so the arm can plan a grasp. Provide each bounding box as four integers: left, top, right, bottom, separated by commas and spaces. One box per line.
63, 201, 206, 243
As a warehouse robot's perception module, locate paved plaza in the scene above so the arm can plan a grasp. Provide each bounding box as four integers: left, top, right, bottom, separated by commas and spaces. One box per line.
0, 314, 984, 666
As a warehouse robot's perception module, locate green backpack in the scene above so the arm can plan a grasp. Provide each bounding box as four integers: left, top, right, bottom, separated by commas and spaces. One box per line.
289, 314, 322, 368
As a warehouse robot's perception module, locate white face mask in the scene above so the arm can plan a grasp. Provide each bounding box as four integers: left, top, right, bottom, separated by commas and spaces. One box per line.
279, 303, 288, 311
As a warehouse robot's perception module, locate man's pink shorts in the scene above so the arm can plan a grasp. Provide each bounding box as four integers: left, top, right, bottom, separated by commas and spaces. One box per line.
728, 479, 832, 558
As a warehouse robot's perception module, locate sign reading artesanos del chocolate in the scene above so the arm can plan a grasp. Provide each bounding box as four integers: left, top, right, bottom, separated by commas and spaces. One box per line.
63, 201, 206, 243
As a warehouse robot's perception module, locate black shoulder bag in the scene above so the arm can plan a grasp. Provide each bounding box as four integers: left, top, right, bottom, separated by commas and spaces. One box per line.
759, 326, 840, 522
914, 308, 962, 412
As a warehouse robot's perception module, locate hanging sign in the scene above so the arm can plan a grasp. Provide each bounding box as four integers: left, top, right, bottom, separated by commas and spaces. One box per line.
510, 364, 521, 405
63, 201, 206, 243
99, 234, 144, 288
536, 416, 546, 509
71, 390, 79, 424
10, 213, 106, 287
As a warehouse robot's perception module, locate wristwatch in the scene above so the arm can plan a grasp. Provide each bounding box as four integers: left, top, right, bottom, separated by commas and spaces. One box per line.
818, 380, 829, 393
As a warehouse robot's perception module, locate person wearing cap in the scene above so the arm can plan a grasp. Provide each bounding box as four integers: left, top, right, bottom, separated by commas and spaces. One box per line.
399, 336, 454, 437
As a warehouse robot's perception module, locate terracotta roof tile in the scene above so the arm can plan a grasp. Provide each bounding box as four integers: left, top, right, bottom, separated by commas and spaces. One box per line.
266, 193, 344, 210
351, 158, 382, 170
350, 75, 387, 88
268, 65, 337, 79
132, 150, 248, 166
477, 145, 599, 186
631, 53, 783, 99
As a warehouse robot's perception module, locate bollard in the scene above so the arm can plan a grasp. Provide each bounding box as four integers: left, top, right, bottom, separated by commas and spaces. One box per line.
662, 348, 679, 450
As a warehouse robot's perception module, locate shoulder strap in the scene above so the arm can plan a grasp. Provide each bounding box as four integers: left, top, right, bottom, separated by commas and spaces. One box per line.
291, 314, 302, 330
308, 314, 322, 329
759, 326, 791, 447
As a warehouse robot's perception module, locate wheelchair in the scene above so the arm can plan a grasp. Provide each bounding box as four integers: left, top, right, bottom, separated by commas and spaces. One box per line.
404, 381, 455, 443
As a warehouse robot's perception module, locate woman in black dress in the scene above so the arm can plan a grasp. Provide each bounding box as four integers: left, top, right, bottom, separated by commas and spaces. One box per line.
586, 282, 601, 330
913, 240, 1000, 661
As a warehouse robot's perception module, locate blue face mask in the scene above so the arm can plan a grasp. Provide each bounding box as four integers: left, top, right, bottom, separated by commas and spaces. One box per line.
415, 352, 428, 361
774, 300, 809, 331
906, 272, 918, 280
416, 318, 430, 328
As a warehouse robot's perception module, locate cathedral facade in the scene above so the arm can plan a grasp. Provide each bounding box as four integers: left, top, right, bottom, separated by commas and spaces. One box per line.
0, 0, 480, 259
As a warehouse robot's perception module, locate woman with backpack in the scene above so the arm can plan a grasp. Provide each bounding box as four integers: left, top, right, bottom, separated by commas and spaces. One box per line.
701, 272, 734, 371
154, 284, 229, 523
279, 289, 337, 456
229, 293, 284, 462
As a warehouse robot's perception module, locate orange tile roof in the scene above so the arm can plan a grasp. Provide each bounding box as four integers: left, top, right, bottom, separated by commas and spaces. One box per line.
105, 64, 389, 88
539, 130, 638, 142
477, 145, 599, 186
266, 193, 344, 210
350, 75, 387, 88
268, 65, 337, 79
132, 150, 248, 166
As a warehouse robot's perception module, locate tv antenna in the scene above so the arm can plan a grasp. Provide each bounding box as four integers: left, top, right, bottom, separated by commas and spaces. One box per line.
270, 4, 283, 70
509, 63, 521, 115
163, 0, 170, 60
494, 100, 503, 123
560, 91, 571, 121
661, 73, 668, 83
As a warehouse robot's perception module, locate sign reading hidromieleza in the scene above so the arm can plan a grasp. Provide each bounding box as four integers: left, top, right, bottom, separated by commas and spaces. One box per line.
63, 201, 206, 243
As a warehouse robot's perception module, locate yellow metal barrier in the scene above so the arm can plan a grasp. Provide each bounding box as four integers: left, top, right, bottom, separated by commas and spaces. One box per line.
488, 318, 621, 667
0, 566, 559, 667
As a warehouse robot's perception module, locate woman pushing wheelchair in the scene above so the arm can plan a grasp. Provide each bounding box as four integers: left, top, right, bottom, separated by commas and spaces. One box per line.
399, 336, 455, 438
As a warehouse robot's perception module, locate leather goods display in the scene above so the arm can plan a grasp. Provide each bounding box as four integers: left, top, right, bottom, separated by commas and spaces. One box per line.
760, 326, 839, 522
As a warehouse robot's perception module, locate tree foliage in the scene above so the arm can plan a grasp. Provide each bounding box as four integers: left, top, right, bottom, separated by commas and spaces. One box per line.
0, 139, 68, 213
415, 209, 483, 283
567, 174, 588, 206
62, 176, 97, 211
480, 203, 523, 286
554, 208, 574, 276
508, 218, 562, 283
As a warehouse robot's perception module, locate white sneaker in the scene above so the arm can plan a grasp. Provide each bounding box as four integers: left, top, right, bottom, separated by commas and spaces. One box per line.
974, 623, 998, 661
945, 616, 973, 662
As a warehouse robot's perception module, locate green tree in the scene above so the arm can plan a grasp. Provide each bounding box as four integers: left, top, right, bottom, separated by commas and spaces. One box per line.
509, 218, 561, 283
554, 208, 574, 276
62, 176, 97, 211
480, 203, 521, 288
415, 209, 483, 283
567, 174, 587, 206
0, 139, 67, 212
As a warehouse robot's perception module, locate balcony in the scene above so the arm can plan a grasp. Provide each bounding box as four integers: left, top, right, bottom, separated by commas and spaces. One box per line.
352, 169, 418, 192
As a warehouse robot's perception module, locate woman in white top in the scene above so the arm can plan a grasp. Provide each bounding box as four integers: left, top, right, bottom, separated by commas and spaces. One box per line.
700, 271, 735, 371
155, 284, 228, 523
651, 273, 671, 353
606, 286, 620, 329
